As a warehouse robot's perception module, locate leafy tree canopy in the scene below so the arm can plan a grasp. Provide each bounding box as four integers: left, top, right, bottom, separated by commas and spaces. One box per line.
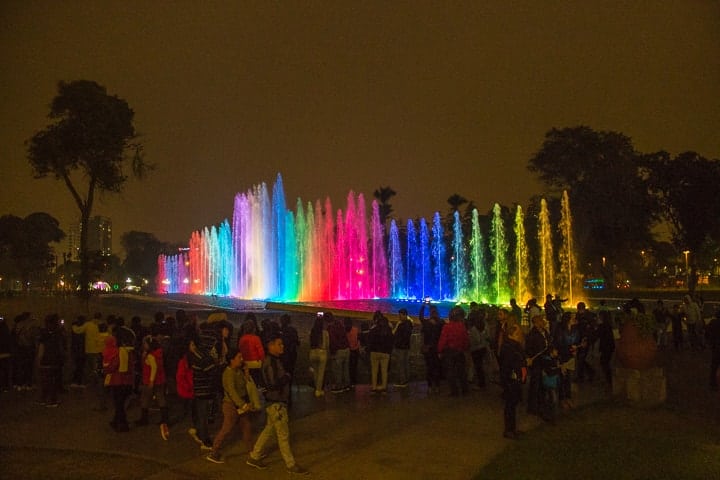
26, 80, 149, 298
528, 126, 657, 266
643, 151, 720, 254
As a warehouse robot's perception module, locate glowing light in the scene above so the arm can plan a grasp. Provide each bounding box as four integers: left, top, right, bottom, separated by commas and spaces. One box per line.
156, 174, 577, 304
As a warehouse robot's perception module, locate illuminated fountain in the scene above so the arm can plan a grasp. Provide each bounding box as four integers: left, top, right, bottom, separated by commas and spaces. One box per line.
158, 173, 578, 305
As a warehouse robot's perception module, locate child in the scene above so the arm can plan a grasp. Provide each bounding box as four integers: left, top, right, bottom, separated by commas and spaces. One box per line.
539, 346, 561, 423
176, 340, 200, 443
205, 349, 253, 464
246, 336, 308, 475
135, 335, 169, 440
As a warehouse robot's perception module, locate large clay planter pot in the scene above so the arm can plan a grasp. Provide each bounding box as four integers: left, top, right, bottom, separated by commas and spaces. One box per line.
616, 321, 657, 370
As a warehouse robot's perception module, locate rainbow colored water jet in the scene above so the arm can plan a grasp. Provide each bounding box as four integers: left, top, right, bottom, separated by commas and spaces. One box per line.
157, 174, 577, 304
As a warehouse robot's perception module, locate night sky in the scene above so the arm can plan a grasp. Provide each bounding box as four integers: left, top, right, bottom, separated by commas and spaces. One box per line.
1, 2, 718, 252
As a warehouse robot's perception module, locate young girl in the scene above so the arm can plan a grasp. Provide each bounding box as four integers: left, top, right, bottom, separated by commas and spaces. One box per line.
135, 335, 169, 440
539, 346, 561, 423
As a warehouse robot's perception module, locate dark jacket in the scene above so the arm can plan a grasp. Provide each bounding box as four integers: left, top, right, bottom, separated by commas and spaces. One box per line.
327, 320, 349, 354
367, 325, 394, 354
190, 324, 219, 399
393, 320, 413, 350
525, 327, 550, 367
499, 339, 526, 387
262, 354, 290, 404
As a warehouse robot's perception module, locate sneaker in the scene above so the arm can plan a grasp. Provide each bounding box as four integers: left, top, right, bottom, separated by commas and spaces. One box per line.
45, 402, 60, 408
206, 452, 224, 464
188, 428, 203, 445
160, 423, 169, 440
246, 457, 268, 470
330, 387, 345, 394
287, 464, 309, 475
393, 382, 409, 388
314, 390, 324, 397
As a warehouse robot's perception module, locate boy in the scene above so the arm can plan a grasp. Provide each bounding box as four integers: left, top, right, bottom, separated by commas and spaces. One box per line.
206, 349, 253, 463
246, 336, 309, 475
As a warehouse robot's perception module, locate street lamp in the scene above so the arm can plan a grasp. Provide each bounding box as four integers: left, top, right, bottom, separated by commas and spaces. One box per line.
683, 250, 690, 287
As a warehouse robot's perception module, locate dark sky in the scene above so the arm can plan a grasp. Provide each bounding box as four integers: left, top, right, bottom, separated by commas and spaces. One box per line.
2, 2, 719, 252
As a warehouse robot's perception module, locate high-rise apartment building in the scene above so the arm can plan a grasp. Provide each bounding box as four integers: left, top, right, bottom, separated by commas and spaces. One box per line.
67, 216, 112, 260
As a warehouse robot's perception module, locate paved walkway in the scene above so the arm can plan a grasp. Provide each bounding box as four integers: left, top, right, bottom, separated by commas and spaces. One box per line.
0, 376, 607, 479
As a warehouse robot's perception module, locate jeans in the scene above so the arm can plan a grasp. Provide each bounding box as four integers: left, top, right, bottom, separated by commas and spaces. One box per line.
39, 366, 61, 404
442, 349, 468, 395
503, 382, 522, 433
111, 385, 132, 426
309, 349, 327, 392
194, 397, 214, 445
349, 349, 360, 385
251, 403, 296, 468
526, 367, 542, 414
392, 348, 410, 384
332, 348, 350, 388
471, 348, 487, 387
423, 347, 442, 388
370, 351, 390, 390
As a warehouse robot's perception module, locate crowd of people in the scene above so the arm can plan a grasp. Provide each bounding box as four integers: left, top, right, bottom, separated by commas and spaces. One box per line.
0, 292, 718, 472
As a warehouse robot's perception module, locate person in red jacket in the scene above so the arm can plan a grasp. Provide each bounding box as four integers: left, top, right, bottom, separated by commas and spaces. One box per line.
237, 320, 265, 387
103, 335, 134, 432
176, 340, 200, 444
438, 306, 470, 396
135, 335, 169, 440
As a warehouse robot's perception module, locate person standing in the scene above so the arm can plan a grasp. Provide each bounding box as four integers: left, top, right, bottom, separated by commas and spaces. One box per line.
525, 315, 550, 415
70, 315, 86, 388
72, 312, 104, 405
279, 314, 299, 380
574, 302, 596, 383
0, 315, 12, 393
326, 312, 351, 393
419, 303, 443, 393
345, 318, 361, 387
12, 312, 37, 391
499, 323, 526, 439
190, 324, 221, 450
392, 308, 413, 388
682, 294, 702, 350
36, 314, 65, 407
706, 311, 720, 391
135, 336, 170, 440
308, 314, 329, 397
596, 309, 616, 386
103, 335, 134, 432
437, 306, 470, 397
237, 320, 265, 388
468, 310, 489, 389
246, 336, 309, 475
367, 313, 394, 394
206, 349, 253, 464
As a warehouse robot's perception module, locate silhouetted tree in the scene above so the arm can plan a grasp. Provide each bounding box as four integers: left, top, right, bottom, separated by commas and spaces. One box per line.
26, 80, 150, 298
121, 231, 167, 282
643, 151, 720, 256
528, 126, 657, 268
0, 212, 64, 287
373, 186, 396, 226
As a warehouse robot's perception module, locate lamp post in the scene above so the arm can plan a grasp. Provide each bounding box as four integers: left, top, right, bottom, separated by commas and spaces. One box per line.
683, 250, 690, 287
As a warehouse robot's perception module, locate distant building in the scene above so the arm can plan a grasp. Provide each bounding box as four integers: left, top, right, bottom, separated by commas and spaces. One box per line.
67, 216, 112, 260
